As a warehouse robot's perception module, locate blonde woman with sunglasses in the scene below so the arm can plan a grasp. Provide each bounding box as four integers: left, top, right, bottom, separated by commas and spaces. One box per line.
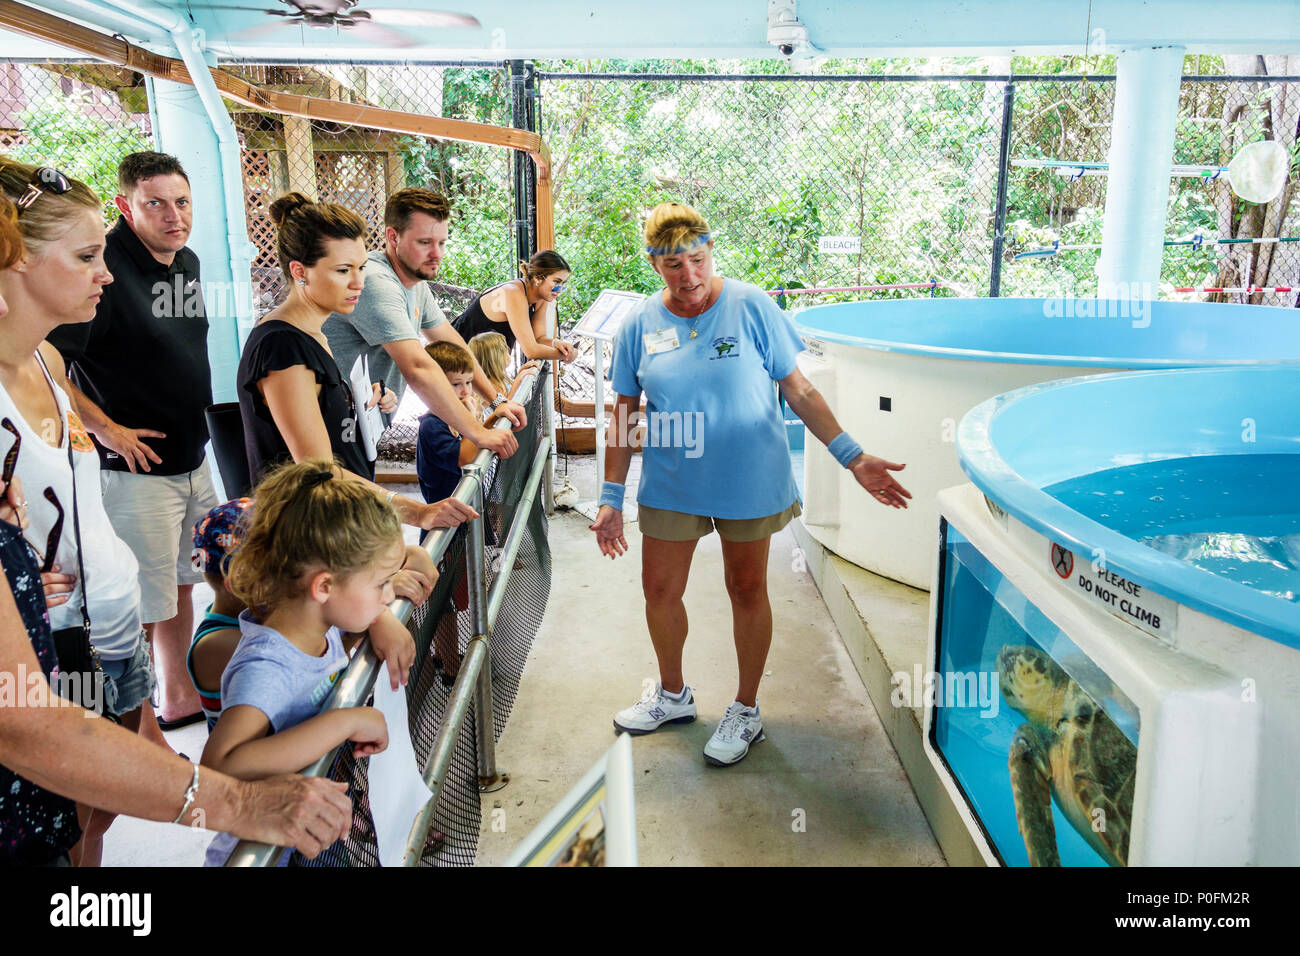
0, 158, 158, 865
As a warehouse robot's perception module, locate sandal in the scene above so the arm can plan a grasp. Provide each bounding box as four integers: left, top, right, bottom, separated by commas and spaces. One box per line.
157, 711, 204, 731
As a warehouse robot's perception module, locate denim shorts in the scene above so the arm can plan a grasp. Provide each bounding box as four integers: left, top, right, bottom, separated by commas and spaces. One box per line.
99, 634, 156, 718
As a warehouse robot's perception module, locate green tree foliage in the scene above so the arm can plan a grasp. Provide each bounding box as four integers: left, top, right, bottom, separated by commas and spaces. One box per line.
10, 91, 150, 222
397, 67, 515, 296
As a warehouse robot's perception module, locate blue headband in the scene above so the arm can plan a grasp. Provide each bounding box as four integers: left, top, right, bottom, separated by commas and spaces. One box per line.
645, 232, 712, 257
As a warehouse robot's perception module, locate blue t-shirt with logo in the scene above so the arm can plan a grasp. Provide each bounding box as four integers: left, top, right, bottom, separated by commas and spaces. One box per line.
611, 279, 804, 519
204, 611, 348, 867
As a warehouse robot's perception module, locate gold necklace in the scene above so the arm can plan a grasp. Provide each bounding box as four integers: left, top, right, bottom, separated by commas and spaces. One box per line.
687, 284, 716, 339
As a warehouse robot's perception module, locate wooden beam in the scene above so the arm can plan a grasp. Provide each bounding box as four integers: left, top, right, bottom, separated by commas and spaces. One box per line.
0, 1, 554, 185
282, 115, 318, 200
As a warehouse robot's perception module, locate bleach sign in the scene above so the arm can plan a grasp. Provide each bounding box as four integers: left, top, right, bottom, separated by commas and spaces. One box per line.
817, 236, 862, 255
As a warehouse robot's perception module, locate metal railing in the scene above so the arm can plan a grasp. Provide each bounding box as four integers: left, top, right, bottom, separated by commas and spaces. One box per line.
227, 368, 550, 867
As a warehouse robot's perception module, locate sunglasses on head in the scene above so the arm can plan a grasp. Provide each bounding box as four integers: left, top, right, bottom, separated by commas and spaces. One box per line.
15, 166, 73, 218
1, 417, 66, 573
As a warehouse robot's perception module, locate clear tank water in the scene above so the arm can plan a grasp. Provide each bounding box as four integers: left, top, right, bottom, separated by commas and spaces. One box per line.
1045, 455, 1300, 604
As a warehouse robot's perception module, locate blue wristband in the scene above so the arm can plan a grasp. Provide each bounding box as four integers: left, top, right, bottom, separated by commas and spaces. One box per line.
600, 481, 626, 511
828, 432, 864, 468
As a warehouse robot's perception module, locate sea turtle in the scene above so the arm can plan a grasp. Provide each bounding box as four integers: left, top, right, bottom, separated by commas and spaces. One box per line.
996, 644, 1136, 867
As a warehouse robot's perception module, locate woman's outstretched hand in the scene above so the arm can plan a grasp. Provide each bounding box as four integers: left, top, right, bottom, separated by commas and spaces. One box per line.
590, 505, 628, 559
849, 455, 912, 509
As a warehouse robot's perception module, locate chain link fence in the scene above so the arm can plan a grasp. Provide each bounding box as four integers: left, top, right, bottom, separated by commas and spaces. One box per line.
1002, 75, 1300, 304
1, 59, 518, 314
541, 71, 1006, 311
4, 59, 1295, 318
539, 68, 1298, 316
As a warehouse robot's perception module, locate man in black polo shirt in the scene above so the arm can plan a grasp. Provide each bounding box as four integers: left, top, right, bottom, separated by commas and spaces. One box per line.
49, 152, 215, 734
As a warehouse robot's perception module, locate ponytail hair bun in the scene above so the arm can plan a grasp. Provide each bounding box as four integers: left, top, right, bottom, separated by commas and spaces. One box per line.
268, 191, 314, 228
267, 192, 367, 279
520, 249, 570, 284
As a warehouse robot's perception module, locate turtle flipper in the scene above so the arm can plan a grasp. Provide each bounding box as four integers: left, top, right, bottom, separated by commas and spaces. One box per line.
1062, 686, 1136, 867
1071, 771, 1131, 867
1009, 722, 1060, 866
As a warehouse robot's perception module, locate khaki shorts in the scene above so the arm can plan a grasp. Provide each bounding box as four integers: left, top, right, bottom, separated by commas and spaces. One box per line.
101, 462, 219, 624
638, 500, 802, 543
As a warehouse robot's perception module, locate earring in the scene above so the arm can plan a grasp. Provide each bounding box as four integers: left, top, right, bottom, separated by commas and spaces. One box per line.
296, 278, 307, 287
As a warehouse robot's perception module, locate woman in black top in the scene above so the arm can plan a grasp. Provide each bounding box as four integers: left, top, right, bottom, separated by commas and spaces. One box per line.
452, 250, 578, 362
236, 193, 476, 533
238, 320, 374, 481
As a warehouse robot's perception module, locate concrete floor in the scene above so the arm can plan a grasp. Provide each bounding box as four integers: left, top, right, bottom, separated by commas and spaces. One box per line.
102, 455, 945, 867
476, 463, 945, 866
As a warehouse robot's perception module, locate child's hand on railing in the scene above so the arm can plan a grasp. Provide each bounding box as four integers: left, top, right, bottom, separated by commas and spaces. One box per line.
399, 545, 437, 593
347, 707, 390, 758
417, 497, 478, 530
368, 609, 417, 690
391, 543, 438, 606
392, 568, 435, 607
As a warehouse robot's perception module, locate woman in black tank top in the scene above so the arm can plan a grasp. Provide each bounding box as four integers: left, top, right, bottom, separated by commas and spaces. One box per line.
452, 250, 578, 363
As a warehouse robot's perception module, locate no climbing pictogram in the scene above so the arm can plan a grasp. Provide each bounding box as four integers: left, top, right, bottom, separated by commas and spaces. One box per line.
1050, 543, 1073, 579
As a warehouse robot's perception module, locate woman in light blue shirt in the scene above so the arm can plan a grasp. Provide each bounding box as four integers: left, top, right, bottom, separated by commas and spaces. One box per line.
591, 202, 911, 766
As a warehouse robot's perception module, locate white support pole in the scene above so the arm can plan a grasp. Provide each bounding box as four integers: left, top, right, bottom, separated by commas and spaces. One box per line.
1096, 46, 1185, 300
593, 341, 606, 495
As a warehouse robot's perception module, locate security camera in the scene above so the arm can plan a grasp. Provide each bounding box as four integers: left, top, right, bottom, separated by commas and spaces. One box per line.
767, 0, 821, 68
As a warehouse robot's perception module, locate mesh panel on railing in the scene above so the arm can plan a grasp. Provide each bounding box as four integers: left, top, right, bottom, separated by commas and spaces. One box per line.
291, 367, 552, 867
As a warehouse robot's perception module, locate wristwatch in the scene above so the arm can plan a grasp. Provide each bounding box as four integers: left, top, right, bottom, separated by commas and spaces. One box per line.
489, 392, 508, 410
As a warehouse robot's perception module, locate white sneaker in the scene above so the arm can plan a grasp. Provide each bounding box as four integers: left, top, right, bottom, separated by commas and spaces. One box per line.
612, 683, 697, 735
703, 701, 765, 766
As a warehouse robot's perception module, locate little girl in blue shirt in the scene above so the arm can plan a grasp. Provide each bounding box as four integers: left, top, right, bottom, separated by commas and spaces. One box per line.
201, 458, 418, 866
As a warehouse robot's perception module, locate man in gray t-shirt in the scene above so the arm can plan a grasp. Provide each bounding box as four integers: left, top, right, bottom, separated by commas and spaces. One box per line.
323, 187, 525, 460
323, 248, 446, 408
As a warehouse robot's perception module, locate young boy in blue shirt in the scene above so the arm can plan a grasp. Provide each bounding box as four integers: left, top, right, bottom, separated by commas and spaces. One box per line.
415, 342, 479, 506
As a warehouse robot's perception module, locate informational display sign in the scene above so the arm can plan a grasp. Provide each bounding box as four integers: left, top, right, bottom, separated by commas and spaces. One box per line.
502, 733, 636, 867
572, 289, 647, 341
348, 353, 384, 462
818, 235, 862, 255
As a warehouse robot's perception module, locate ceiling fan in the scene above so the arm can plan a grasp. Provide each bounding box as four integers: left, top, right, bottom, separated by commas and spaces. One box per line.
190, 0, 481, 48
